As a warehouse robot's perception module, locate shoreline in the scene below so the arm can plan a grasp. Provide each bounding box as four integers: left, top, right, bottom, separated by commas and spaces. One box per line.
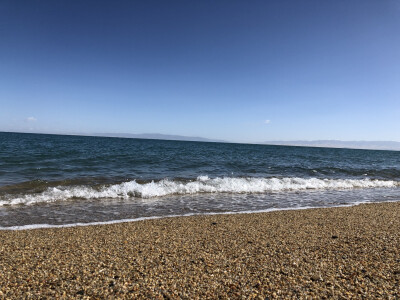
1, 201, 399, 298
0, 200, 392, 231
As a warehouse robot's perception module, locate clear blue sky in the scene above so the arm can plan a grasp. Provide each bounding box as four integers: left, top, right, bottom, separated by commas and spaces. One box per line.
1, 0, 399, 142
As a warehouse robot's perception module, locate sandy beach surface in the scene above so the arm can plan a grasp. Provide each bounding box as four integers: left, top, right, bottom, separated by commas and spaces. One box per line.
1, 202, 399, 299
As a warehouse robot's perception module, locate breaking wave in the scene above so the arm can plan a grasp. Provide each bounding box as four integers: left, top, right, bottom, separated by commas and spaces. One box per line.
1, 176, 399, 206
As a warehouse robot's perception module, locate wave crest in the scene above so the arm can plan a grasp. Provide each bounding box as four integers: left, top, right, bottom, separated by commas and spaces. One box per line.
1, 176, 399, 206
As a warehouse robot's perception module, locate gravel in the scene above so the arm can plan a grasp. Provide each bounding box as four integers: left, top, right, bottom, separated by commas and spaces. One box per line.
1, 202, 399, 298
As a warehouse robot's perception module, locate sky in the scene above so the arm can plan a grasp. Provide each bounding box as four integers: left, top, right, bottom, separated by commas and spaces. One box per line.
1, 0, 399, 143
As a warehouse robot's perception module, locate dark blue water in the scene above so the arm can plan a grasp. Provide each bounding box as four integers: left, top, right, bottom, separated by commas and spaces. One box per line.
1, 132, 400, 229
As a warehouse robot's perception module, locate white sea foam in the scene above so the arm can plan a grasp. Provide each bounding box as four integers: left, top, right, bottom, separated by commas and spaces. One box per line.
0, 176, 399, 207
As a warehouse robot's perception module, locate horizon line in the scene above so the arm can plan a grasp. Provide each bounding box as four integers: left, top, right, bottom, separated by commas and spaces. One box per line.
2, 130, 400, 149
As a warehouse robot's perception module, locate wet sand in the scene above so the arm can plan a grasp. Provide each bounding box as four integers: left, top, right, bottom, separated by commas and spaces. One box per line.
1, 202, 399, 298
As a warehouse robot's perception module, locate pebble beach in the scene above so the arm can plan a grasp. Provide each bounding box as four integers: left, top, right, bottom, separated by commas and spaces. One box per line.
1, 202, 399, 299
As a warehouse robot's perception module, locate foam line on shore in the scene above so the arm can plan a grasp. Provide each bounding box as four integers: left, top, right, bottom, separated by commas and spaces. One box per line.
1, 200, 383, 231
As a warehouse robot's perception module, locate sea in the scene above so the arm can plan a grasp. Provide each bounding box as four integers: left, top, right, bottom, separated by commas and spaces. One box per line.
1, 132, 400, 230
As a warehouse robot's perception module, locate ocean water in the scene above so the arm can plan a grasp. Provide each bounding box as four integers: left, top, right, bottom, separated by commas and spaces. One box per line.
1, 132, 400, 229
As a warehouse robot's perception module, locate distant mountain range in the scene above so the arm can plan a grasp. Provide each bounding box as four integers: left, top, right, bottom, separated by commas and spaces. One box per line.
91, 133, 226, 143
93, 134, 400, 150
4, 131, 400, 151
263, 140, 400, 151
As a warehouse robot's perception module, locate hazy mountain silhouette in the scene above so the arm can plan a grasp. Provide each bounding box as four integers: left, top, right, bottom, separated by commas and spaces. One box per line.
93, 133, 226, 143
263, 140, 400, 151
